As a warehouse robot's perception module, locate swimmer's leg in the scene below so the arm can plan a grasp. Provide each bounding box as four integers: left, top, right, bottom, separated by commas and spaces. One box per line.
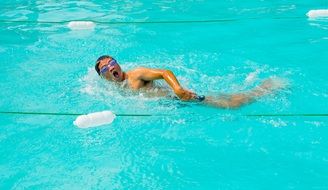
203, 78, 285, 109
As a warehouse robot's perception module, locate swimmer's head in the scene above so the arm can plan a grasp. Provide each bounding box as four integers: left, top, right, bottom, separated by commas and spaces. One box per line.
95, 55, 125, 82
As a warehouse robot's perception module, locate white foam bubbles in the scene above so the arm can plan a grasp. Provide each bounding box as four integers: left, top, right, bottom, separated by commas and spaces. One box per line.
245, 69, 260, 85
67, 21, 96, 30
259, 118, 289, 128
266, 77, 290, 91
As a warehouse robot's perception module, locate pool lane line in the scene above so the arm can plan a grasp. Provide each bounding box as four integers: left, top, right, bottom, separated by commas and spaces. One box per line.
0, 111, 327, 117
0, 16, 305, 25
0, 111, 154, 117
245, 113, 328, 117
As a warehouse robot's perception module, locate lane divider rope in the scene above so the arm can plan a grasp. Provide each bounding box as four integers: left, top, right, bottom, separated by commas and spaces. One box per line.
0, 16, 305, 25
0, 111, 327, 117
245, 113, 328, 117
0, 111, 153, 117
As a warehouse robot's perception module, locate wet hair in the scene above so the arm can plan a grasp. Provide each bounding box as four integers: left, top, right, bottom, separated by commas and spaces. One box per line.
95, 55, 112, 75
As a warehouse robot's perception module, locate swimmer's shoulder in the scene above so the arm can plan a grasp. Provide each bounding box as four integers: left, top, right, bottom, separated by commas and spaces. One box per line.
128, 67, 156, 80
128, 67, 147, 76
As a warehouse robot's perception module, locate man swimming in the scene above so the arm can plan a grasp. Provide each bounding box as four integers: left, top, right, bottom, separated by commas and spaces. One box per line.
95, 55, 283, 108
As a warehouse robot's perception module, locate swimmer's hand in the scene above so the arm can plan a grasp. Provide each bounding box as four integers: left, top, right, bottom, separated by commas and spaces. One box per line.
175, 88, 197, 100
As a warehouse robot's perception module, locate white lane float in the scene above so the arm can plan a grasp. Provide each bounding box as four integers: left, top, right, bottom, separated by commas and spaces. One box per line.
67, 21, 96, 30
306, 9, 328, 18
73, 111, 116, 128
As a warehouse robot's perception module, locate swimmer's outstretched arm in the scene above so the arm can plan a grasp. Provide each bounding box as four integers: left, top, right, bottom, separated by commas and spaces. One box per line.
203, 79, 283, 108
132, 67, 197, 100
203, 93, 255, 109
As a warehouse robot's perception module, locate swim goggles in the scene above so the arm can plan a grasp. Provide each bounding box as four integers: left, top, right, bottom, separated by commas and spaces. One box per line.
100, 59, 118, 75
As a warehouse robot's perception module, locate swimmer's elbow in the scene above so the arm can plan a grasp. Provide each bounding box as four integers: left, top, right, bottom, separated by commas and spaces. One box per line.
162, 69, 174, 77
162, 70, 177, 80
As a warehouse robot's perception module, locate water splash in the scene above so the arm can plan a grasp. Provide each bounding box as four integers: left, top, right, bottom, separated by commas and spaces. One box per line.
80, 54, 293, 113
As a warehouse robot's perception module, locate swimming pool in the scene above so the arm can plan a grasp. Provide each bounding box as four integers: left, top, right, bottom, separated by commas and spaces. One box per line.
1, 0, 328, 189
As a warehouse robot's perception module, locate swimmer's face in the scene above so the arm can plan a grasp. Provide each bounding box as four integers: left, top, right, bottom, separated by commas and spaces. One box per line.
98, 58, 124, 82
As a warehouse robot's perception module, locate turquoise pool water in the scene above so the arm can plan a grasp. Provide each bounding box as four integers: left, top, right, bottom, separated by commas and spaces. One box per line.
1, 0, 328, 189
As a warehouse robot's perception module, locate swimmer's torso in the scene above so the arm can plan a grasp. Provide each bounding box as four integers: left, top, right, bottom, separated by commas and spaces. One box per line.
126, 70, 154, 90
128, 79, 153, 89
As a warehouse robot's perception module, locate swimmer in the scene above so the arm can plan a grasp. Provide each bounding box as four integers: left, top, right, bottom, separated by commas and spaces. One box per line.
95, 55, 284, 108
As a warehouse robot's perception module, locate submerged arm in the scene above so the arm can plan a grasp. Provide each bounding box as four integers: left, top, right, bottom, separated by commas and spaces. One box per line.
204, 78, 283, 108
204, 94, 253, 109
